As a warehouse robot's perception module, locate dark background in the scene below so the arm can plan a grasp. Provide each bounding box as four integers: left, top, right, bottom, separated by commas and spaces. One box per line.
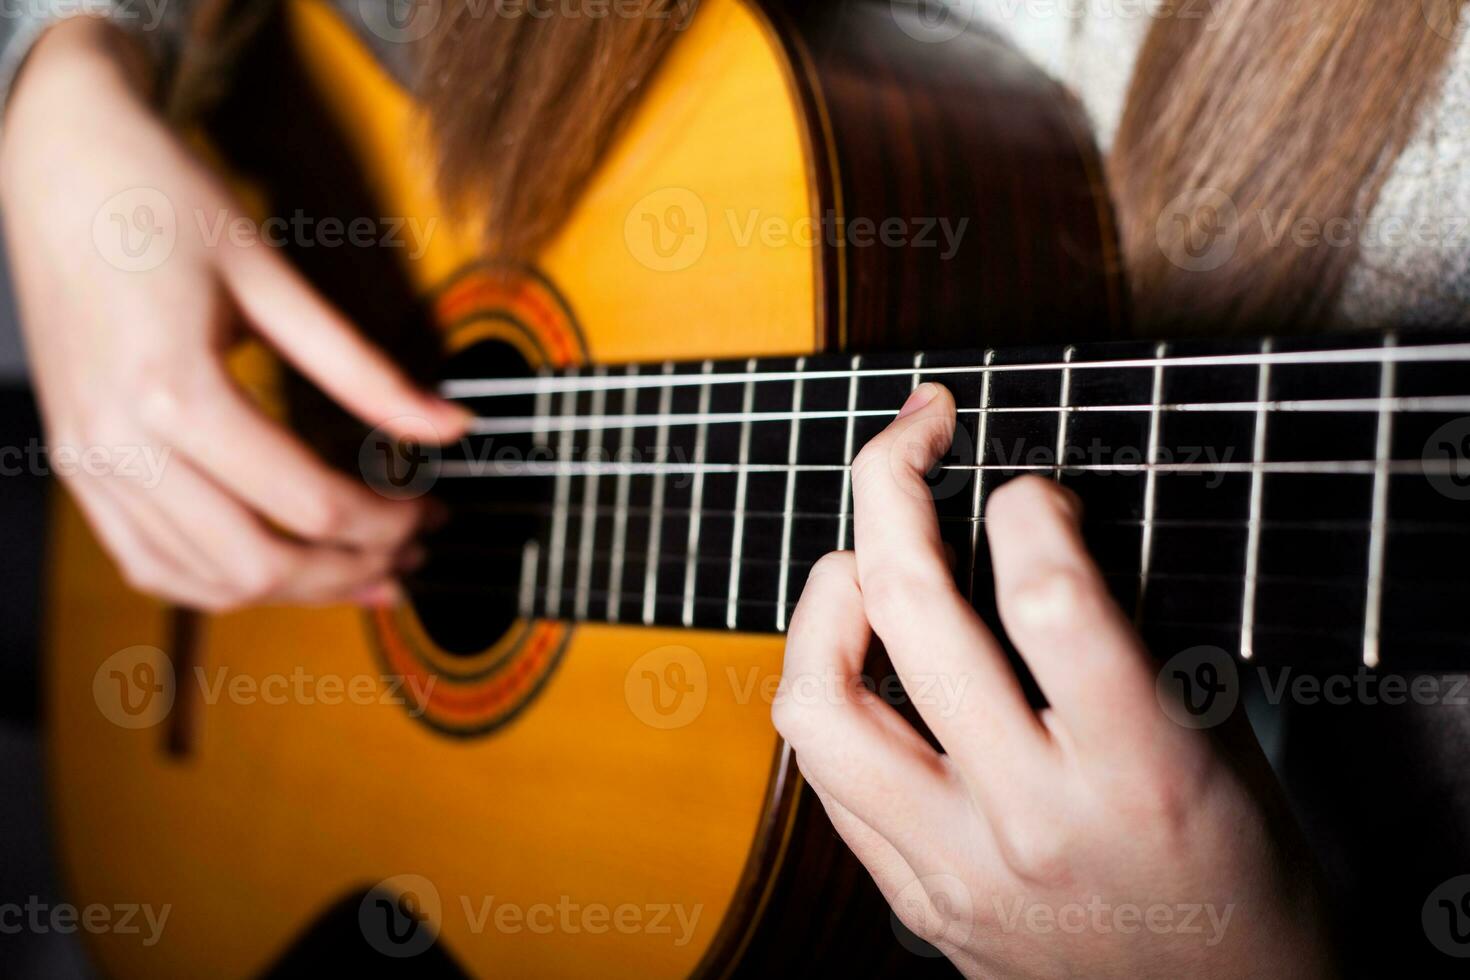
0, 254, 93, 977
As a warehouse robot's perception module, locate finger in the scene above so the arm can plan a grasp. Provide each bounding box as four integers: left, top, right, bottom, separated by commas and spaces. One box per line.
777, 551, 970, 870
135, 454, 404, 608
264, 547, 404, 607
67, 476, 231, 611
218, 241, 470, 444
136, 363, 427, 550
803, 773, 920, 905
985, 475, 1181, 761
96, 469, 226, 588
850, 383, 1050, 773
806, 773, 988, 963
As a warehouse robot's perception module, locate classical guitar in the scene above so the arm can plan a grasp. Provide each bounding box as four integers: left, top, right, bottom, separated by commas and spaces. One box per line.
46, 0, 1470, 976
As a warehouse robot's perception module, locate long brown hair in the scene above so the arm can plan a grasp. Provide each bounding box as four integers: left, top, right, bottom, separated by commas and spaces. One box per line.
418, 0, 695, 261
1112, 0, 1466, 333
420, 0, 1464, 331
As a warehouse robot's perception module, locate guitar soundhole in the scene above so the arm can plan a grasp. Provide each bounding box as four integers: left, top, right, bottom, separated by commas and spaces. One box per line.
407, 339, 543, 656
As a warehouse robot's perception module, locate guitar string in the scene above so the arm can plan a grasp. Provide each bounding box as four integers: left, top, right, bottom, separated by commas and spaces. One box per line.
400, 579, 1469, 643
458, 395, 1470, 436
433, 459, 1465, 477
441, 501, 1470, 533
417, 540, 1470, 588
413, 348, 1468, 657
438, 340, 1470, 398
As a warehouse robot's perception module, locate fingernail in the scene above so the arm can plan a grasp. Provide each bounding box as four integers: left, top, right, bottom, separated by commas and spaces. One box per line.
897, 382, 939, 419
1062, 486, 1085, 521
394, 543, 427, 573
353, 581, 401, 608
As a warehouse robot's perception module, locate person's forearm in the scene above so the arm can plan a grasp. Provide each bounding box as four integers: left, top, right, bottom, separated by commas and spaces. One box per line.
0, 17, 165, 217
7, 17, 156, 132
0, 0, 178, 139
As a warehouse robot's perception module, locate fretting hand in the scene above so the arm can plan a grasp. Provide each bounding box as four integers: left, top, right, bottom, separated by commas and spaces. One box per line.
775, 382, 1334, 978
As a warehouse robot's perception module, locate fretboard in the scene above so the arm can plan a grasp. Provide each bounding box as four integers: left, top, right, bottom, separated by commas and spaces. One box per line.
427, 329, 1470, 672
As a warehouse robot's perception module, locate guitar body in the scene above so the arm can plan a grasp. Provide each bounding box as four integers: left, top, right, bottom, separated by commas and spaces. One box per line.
46, 1, 1119, 975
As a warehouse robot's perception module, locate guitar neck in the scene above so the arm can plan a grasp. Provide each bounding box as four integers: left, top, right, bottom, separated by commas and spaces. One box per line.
431, 328, 1470, 672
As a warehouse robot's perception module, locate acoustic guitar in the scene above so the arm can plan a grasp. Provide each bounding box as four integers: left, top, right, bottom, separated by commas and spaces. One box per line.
46, 0, 1470, 976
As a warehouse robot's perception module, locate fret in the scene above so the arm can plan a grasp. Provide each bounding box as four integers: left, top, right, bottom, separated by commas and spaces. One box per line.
518, 540, 541, 619
1363, 333, 1398, 668
775, 357, 807, 632
573, 367, 606, 620
726, 360, 758, 629
606, 364, 638, 622
641, 362, 675, 625
529, 370, 554, 618
1056, 345, 1075, 479
911, 351, 924, 390
1240, 338, 1272, 660
1136, 342, 1168, 621
967, 349, 995, 601
1239, 336, 1384, 665
836, 354, 862, 550
544, 369, 579, 619
531, 371, 553, 449
681, 361, 714, 627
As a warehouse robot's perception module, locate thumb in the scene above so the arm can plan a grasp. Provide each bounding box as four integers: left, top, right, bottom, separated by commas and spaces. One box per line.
218, 238, 471, 444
